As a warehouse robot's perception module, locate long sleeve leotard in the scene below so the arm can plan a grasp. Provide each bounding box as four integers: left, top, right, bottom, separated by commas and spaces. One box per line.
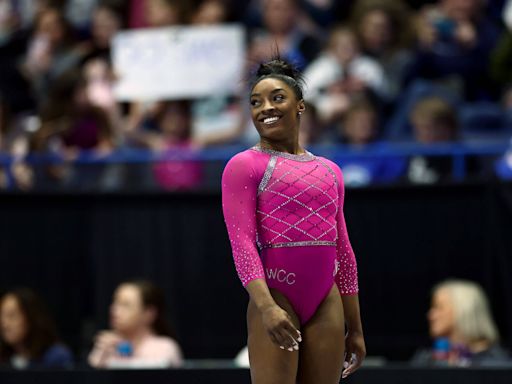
222, 146, 358, 324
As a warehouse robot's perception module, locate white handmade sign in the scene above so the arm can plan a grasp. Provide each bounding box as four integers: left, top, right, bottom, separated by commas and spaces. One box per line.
112, 25, 245, 101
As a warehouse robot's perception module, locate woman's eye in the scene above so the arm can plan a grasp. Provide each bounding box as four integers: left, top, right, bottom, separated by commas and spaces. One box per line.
250, 99, 260, 107
274, 95, 285, 101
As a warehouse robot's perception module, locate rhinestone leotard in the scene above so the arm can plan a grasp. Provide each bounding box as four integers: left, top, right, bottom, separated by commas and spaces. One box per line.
222, 146, 358, 324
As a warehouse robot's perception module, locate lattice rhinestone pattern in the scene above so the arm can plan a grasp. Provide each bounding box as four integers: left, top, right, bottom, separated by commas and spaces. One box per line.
256, 157, 339, 248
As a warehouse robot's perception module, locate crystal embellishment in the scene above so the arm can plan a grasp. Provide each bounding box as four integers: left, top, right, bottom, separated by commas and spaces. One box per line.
256, 156, 339, 249
251, 145, 316, 162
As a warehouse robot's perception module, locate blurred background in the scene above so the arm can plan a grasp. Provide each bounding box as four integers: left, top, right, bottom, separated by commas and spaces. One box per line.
0, 0, 512, 379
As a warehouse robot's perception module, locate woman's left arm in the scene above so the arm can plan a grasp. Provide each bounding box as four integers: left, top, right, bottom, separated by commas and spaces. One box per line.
341, 294, 366, 378
329, 160, 366, 377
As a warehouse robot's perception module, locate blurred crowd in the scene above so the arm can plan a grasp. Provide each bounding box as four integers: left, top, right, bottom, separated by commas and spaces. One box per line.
0, 281, 184, 369
1, 0, 512, 191
1, 279, 510, 369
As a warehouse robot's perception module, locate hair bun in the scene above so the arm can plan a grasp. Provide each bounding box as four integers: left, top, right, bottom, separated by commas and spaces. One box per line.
251, 58, 305, 99
256, 59, 300, 80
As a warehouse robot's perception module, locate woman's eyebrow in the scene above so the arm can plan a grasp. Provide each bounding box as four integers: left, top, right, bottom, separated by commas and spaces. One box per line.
251, 88, 287, 98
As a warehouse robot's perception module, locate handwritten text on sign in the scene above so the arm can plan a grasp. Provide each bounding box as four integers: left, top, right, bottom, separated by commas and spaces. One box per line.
112, 25, 245, 101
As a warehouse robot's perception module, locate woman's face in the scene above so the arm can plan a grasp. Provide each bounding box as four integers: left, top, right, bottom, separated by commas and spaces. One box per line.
250, 77, 304, 143
92, 7, 121, 49
110, 284, 150, 335
36, 9, 65, 46
145, 0, 180, 27
160, 102, 191, 139
192, 0, 227, 25
343, 109, 377, 145
263, 0, 297, 35
428, 288, 456, 339
0, 295, 28, 347
412, 117, 455, 143
360, 9, 392, 53
332, 31, 359, 65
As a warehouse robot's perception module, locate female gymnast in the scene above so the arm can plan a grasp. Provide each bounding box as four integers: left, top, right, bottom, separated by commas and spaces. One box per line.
222, 58, 366, 383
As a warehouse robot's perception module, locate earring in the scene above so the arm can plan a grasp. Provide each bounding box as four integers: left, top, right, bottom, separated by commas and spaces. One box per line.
298, 112, 302, 115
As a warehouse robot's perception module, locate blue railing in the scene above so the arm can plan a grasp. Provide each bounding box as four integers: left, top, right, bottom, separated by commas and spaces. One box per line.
1, 141, 510, 180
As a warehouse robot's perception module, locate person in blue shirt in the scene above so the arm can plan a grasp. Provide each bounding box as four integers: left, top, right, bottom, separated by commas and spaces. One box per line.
0, 288, 73, 369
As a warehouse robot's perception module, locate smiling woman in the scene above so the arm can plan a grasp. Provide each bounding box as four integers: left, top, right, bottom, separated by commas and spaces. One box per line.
249, 60, 305, 149
222, 58, 366, 384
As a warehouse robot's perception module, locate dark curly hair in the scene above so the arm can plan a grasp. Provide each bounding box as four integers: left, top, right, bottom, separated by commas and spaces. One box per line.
0, 288, 60, 362
250, 58, 306, 100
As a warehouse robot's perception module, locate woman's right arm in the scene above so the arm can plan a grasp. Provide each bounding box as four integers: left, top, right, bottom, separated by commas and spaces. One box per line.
221, 154, 300, 350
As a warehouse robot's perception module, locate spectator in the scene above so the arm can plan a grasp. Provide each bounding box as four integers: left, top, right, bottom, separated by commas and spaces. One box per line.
332, 98, 406, 186
303, 26, 389, 124
126, 100, 203, 191
0, 3, 78, 121
131, 0, 186, 28
350, 0, 414, 100
188, 0, 246, 147
490, 1, 512, 130
410, 96, 458, 144
125, 0, 188, 153
0, 0, 21, 45
411, 279, 510, 367
33, 66, 115, 153
336, 98, 380, 146
88, 280, 183, 368
300, 0, 350, 29
190, 0, 228, 25
20, 7, 85, 102
0, 288, 73, 369
247, 0, 321, 70
407, 96, 458, 184
25, 67, 116, 190
85, 1, 126, 59
408, 0, 501, 101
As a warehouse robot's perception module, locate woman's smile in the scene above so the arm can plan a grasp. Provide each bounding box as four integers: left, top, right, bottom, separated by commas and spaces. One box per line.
261, 116, 282, 125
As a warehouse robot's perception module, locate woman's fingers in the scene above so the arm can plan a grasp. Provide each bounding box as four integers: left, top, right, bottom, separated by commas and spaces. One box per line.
274, 321, 301, 351
342, 352, 363, 378
262, 306, 301, 351
274, 329, 294, 350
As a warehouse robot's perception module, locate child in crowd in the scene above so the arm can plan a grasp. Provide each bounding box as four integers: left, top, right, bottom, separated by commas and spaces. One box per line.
304, 26, 389, 124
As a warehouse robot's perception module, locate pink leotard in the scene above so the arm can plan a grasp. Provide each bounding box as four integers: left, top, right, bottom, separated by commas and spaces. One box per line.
222, 146, 358, 325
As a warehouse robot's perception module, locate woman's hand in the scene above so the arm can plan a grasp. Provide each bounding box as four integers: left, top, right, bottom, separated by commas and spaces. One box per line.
342, 330, 366, 378
94, 331, 122, 354
261, 305, 301, 352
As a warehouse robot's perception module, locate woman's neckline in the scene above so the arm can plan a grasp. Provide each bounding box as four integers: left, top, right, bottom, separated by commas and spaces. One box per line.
251, 145, 316, 162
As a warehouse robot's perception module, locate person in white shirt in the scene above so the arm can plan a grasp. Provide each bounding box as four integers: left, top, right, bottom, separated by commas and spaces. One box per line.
303, 26, 390, 124
88, 280, 183, 368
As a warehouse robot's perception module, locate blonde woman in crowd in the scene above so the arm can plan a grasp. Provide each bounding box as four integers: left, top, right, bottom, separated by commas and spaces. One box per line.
412, 279, 510, 366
